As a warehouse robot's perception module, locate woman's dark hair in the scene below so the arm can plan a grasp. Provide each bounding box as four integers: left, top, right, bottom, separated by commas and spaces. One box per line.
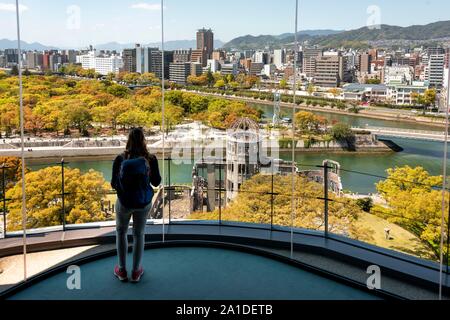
125, 128, 149, 159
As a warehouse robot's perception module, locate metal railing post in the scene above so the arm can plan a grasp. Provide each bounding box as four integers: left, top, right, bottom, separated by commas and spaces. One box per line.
2, 164, 6, 238
324, 161, 329, 238
168, 157, 171, 223
271, 167, 274, 230
61, 158, 66, 231
447, 200, 450, 273
219, 162, 222, 225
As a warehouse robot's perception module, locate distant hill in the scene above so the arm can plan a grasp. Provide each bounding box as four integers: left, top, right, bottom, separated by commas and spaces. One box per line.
223, 30, 343, 50
309, 20, 450, 47
0, 39, 57, 51
223, 21, 450, 49
0, 39, 225, 52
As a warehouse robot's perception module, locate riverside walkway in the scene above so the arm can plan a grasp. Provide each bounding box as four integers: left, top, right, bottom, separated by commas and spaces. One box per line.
354, 126, 448, 142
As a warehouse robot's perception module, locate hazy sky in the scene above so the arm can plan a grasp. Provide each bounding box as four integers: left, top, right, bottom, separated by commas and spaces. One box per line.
1, 0, 449, 47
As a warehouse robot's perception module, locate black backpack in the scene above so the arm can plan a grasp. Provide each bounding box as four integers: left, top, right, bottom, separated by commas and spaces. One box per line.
117, 156, 154, 209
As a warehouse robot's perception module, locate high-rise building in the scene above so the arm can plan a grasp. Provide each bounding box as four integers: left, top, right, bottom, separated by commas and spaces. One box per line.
273, 49, 286, 69
426, 54, 445, 89
358, 53, 372, 73
445, 47, 450, 69
212, 50, 226, 61
253, 51, 269, 65
302, 48, 323, 77
151, 50, 174, 79
191, 49, 207, 67
135, 45, 173, 78
26, 51, 43, 69
314, 53, 344, 88
427, 47, 445, 56
197, 28, 214, 60
136, 46, 159, 74
190, 62, 203, 77
4, 49, 18, 65
169, 62, 191, 84
173, 49, 192, 63
122, 47, 137, 73
207, 59, 220, 73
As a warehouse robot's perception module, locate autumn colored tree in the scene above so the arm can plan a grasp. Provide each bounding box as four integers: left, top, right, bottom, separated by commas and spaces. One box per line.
6, 167, 110, 231
190, 174, 373, 241
375, 166, 448, 260
295, 111, 328, 135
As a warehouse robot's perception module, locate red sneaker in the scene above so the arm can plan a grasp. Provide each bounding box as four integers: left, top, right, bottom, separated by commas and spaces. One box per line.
131, 268, 144, 283
114, 265, 128, 282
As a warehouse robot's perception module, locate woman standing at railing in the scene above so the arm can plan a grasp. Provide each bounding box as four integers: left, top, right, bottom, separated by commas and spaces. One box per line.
111, 127, 161, 283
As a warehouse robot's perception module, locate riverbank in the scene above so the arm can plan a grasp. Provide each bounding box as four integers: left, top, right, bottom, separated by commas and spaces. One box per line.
188, 90, 446, 129
1, 144, 395, 160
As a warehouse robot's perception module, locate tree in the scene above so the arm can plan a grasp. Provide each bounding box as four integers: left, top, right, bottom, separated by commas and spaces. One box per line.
24, 106, 44, 136
190, 174, 373, 241
376, 166, 447, 259
214, 79, 226, 90
63, 101, 92, 134
6, 167, 110, 231
295, 111, 327, 135
104, 98, 134, 130
307, 83, 315, 96
279, 79, 288, 90
187, 74, 208, 86
328, 88, 341, 98
107, 84, 130, 98
10, 65, 19, 76
366, 78, 381, 85
331, 123, 355, 143
0, 102, 19, 137
206, 70, 215, 87
0, 157, 25, 189
117, 109, 148, 129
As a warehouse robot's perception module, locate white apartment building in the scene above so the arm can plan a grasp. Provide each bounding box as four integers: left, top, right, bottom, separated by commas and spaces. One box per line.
207, 59, 220, 73
77, 50, 123, 75
254, 51, 268, 64
426, 54, 445, 89
383, 66, 413, 85
273, 49, 286, 69
388, 81, 429, 105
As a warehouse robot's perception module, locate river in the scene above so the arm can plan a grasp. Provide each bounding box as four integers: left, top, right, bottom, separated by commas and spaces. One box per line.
29, 104, 450, 194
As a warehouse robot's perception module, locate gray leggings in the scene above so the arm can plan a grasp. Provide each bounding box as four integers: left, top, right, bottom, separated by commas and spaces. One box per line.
115, 199, 151, 272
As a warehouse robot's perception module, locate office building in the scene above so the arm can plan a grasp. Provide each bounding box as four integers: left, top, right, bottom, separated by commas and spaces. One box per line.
314, 54, 344, 88
169, 62, 191, 84
358, 53, 372, 74
273, 49, 286, 69
197, 28, 214, 59
302, 48, 323, 77
77, 50, 123, 75
191, 62, 203, 77
173, 49, 192, 63
426, 54, 445, 89
249, 62, 264, 76
191, 49, 207, 67
122, 47, 137, 73
220, 63, 238, 76
207, 59, 220, 73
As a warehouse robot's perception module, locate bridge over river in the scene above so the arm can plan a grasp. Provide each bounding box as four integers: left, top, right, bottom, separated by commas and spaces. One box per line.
354, 126, 448, 142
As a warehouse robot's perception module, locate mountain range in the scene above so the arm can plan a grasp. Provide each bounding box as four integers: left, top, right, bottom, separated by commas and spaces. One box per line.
0, 39, 224, 51
223, 21, 450, 49
2, 21, 450, 52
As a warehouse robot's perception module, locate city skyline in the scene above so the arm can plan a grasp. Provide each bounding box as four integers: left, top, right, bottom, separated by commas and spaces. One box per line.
1, 0, 450, 48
